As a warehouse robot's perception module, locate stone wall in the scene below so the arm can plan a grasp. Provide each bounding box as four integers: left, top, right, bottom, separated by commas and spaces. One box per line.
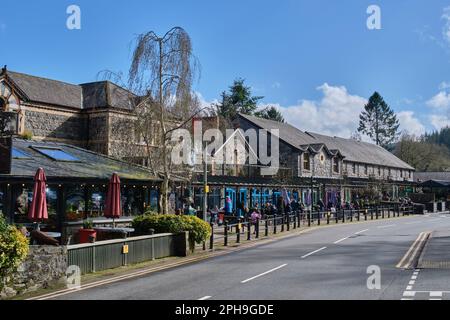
24, 106, 87, 145
0, 246, 68, 299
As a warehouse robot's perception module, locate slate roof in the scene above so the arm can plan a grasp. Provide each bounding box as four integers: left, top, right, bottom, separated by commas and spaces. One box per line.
7, 71, 83, 109
2, 138, 161, 182
414, 172, 450, 183
239, 113, 415, 170
2, 69, 136, 110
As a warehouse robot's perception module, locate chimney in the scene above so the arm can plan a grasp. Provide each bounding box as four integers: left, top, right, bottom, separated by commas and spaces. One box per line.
0, 136, 12, 174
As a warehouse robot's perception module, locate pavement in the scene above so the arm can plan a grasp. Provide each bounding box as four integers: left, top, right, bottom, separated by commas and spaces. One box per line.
31, 212, 450, 300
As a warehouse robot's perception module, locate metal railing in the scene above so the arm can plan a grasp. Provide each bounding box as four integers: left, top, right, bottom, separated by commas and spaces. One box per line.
205, 205, 415, 250
67, 233, 183, 274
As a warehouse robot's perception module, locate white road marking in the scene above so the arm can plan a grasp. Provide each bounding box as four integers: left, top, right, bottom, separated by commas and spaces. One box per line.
428, 219, 441, 222
198, 296, 211, 300
355, 229, 369, 235
406, 286, 413, 291
333, 237, 349, 244
378, 224, 396, 229
405, 221, 421, 225
241, 264, 288, 284
403, 291, 416, 297
301, 247, 327, 259
430, 292, 443, 297
409, 281, 415, 285
411, 275, 418, 280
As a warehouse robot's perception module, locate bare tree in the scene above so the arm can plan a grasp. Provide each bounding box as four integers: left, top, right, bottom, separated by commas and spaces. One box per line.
127, 27, 201, 214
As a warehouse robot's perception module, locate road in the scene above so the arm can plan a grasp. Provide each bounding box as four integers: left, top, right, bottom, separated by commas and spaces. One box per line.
50, 213, 450, 300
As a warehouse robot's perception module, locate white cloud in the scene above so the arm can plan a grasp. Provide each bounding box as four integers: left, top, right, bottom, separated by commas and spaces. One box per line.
265, 83, 368, 139
430, 114, 450, 130
443, 7, 450, 44
439, 81, 450, 90
195, 91, 218, 111
426, 91, 450, 109
271, 82, 281, 89
426, 86, 450, 130
397, 111, 426, 136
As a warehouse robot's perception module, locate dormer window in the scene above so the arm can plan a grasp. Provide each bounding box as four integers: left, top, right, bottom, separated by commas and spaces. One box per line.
333, 157, 339, 173
303, 153, 311, 171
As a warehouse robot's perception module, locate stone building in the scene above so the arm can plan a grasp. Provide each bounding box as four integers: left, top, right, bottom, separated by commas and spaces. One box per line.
0, 67, 147, 161
191, 113, 415, 213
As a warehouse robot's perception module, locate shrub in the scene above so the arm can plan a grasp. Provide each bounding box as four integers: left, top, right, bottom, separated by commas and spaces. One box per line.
132, 214, 211, 252
20, 130, 33, 140
0, 215, 29, 286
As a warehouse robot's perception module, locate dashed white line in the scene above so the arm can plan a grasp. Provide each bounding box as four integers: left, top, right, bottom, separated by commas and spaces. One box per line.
241, 264, 288, 284
333, 237, 350, 244
301, 247, 327, 259
198, 296, 211, 300
378, 224, 396, 229
355, 229, 369, 235
403, 291, 416, 297
402, 269, 421, 300
430, 292, 443, 297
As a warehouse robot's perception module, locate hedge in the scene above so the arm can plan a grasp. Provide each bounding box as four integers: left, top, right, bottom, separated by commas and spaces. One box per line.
132, 214, 211, 251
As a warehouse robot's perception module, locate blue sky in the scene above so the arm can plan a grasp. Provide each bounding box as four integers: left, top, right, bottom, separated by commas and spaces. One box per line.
0, 0, 449, 138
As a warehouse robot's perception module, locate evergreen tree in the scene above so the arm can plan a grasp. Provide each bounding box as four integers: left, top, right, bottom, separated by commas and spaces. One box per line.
255, 106, 285, 123
358, 92, 400, 148
214, 78, 263, 120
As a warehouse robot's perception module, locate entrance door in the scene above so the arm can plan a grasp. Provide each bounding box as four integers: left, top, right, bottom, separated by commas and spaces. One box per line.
238, 188, 248, 217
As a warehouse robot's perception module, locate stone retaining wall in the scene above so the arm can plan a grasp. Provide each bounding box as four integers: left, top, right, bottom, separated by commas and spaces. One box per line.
0, 246, 68, 299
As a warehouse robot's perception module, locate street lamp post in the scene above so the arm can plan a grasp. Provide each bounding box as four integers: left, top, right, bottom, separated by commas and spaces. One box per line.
203, 147, 209, 222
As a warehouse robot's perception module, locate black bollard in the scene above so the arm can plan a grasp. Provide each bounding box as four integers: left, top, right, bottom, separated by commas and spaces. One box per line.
224, 221, 228, 246
273, 216, 277, 234
210, 222, 214, 250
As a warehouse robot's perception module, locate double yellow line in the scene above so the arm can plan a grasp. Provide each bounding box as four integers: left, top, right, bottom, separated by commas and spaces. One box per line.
396, 232, 430, 269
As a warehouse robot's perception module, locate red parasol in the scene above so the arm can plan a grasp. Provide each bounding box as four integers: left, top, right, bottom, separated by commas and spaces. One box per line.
105, 173, 122, 226
28, 168, 48, 224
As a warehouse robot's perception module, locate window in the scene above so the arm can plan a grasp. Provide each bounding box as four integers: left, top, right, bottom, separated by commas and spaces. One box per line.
320, 153, 325, 163
33, 147, 79, 161
364, 165, 368, 175
303, 153, 311, 171
378, 167, 381, 176
352, 163, 356, 174
333, 157, 339, 173
12, 148, 31, 159
0, 81, 20, 111
409, 171, 412, 178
